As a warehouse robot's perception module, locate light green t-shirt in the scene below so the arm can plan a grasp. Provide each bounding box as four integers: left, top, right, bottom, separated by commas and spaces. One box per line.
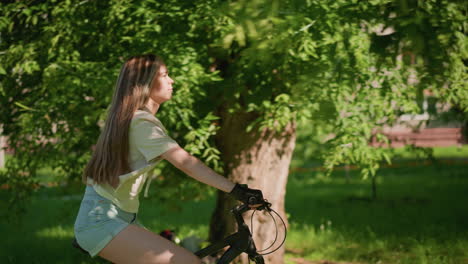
87, 110, 179, 213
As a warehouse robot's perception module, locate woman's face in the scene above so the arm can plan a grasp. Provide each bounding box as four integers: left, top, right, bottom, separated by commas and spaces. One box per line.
149, 65, 174, 104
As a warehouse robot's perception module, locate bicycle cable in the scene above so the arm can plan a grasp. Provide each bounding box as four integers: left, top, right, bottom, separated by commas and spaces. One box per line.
249, 201, 288, 256
251, 209, 277, 253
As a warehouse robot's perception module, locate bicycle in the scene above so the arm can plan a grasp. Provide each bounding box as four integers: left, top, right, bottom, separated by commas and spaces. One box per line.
72, 197, 286, 264
195, 198, 286, 264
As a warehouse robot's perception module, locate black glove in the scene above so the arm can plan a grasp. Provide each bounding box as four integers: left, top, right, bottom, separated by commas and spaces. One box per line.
229, 184, 264, 205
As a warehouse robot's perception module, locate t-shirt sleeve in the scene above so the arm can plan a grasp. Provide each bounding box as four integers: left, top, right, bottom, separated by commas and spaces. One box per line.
130, 116, 179, 163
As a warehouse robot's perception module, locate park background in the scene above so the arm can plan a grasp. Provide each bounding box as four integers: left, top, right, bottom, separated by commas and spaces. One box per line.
1, 0, 467, 263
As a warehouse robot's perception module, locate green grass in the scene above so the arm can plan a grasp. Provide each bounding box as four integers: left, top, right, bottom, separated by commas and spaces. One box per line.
392, 145, 468, 159
1, 185, 215, 264
290, 145, 468, 169
285, 161, 468, 264
1, 159, 467, 263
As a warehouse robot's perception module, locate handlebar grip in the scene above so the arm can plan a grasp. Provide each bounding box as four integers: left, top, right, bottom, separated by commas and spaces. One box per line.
248, 196, 258, 205
230, 184, 264, 206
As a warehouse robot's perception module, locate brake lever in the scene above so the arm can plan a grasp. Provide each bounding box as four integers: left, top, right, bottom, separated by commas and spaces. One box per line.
250, 199, 272, 212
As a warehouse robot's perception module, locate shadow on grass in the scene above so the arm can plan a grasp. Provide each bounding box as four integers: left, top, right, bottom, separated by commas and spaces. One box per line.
288, 162, 468, 234
1, 161, 467, 263
1, 194, 109, 263
0, 184, 216, 264
285, 162, 468, 262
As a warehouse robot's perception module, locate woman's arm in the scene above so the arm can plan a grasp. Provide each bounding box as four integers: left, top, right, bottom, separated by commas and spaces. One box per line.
161, 146, 235, 193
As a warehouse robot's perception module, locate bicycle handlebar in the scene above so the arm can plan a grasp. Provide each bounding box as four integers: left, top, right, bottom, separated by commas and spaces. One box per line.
196, 198, 285, 264
231, 198, 272, 228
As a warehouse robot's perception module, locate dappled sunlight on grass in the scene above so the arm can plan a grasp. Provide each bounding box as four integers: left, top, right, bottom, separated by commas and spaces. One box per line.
392, 146, 468, 159
1, 159, 467, 263
35, 225, 74, 239
285, 162, 468, 264
286, 223, 468, 264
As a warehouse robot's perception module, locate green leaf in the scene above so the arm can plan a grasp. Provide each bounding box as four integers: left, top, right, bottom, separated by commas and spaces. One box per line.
14, 102, 36, 111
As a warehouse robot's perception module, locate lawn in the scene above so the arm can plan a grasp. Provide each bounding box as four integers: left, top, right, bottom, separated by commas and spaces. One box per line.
285, 160, 468, 264
1, 149, 467, 264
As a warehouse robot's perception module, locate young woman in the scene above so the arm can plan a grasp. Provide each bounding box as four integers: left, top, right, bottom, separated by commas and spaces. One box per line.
73, 54, 263, 264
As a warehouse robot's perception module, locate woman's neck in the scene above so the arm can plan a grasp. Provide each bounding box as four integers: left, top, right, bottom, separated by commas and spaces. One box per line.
145, 99, 160, 115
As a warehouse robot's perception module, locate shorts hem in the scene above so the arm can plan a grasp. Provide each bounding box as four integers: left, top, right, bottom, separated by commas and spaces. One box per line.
87, 222, 130, 257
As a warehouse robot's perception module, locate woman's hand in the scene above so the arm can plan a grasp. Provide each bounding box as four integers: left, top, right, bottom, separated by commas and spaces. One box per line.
229, 184, 264, 207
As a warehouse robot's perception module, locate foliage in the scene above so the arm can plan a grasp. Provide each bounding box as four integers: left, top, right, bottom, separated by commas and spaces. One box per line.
213, 0, 467, 178
0, 0, 466, 213
0, 0, 222, 212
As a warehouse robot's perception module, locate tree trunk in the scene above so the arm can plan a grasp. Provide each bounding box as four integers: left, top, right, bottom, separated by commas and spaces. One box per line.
210, 110, 296, 264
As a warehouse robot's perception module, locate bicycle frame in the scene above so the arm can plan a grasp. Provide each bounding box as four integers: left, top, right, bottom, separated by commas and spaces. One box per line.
195, 203, 264, 264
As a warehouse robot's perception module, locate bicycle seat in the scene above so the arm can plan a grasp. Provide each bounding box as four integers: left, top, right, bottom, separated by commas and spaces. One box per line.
72, 237, 89, 255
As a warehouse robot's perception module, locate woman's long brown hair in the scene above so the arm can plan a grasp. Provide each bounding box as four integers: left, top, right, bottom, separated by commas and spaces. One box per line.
83, 54, 165, 187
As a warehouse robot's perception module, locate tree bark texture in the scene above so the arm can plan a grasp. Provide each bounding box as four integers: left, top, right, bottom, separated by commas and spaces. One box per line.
210, 110, 296, 264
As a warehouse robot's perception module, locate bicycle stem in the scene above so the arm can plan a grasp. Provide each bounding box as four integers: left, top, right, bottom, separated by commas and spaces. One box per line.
195, 203, 266, 263
231, 204, 264, 264
232, 204, 250, 226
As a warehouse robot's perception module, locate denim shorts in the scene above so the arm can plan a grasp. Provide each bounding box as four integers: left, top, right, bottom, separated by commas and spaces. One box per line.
74, 185, 143, 257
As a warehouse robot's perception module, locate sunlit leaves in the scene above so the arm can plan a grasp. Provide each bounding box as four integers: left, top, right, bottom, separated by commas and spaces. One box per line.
0, 0, 466, 213
0, 0, 221, 209
213, 0, 466, 179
